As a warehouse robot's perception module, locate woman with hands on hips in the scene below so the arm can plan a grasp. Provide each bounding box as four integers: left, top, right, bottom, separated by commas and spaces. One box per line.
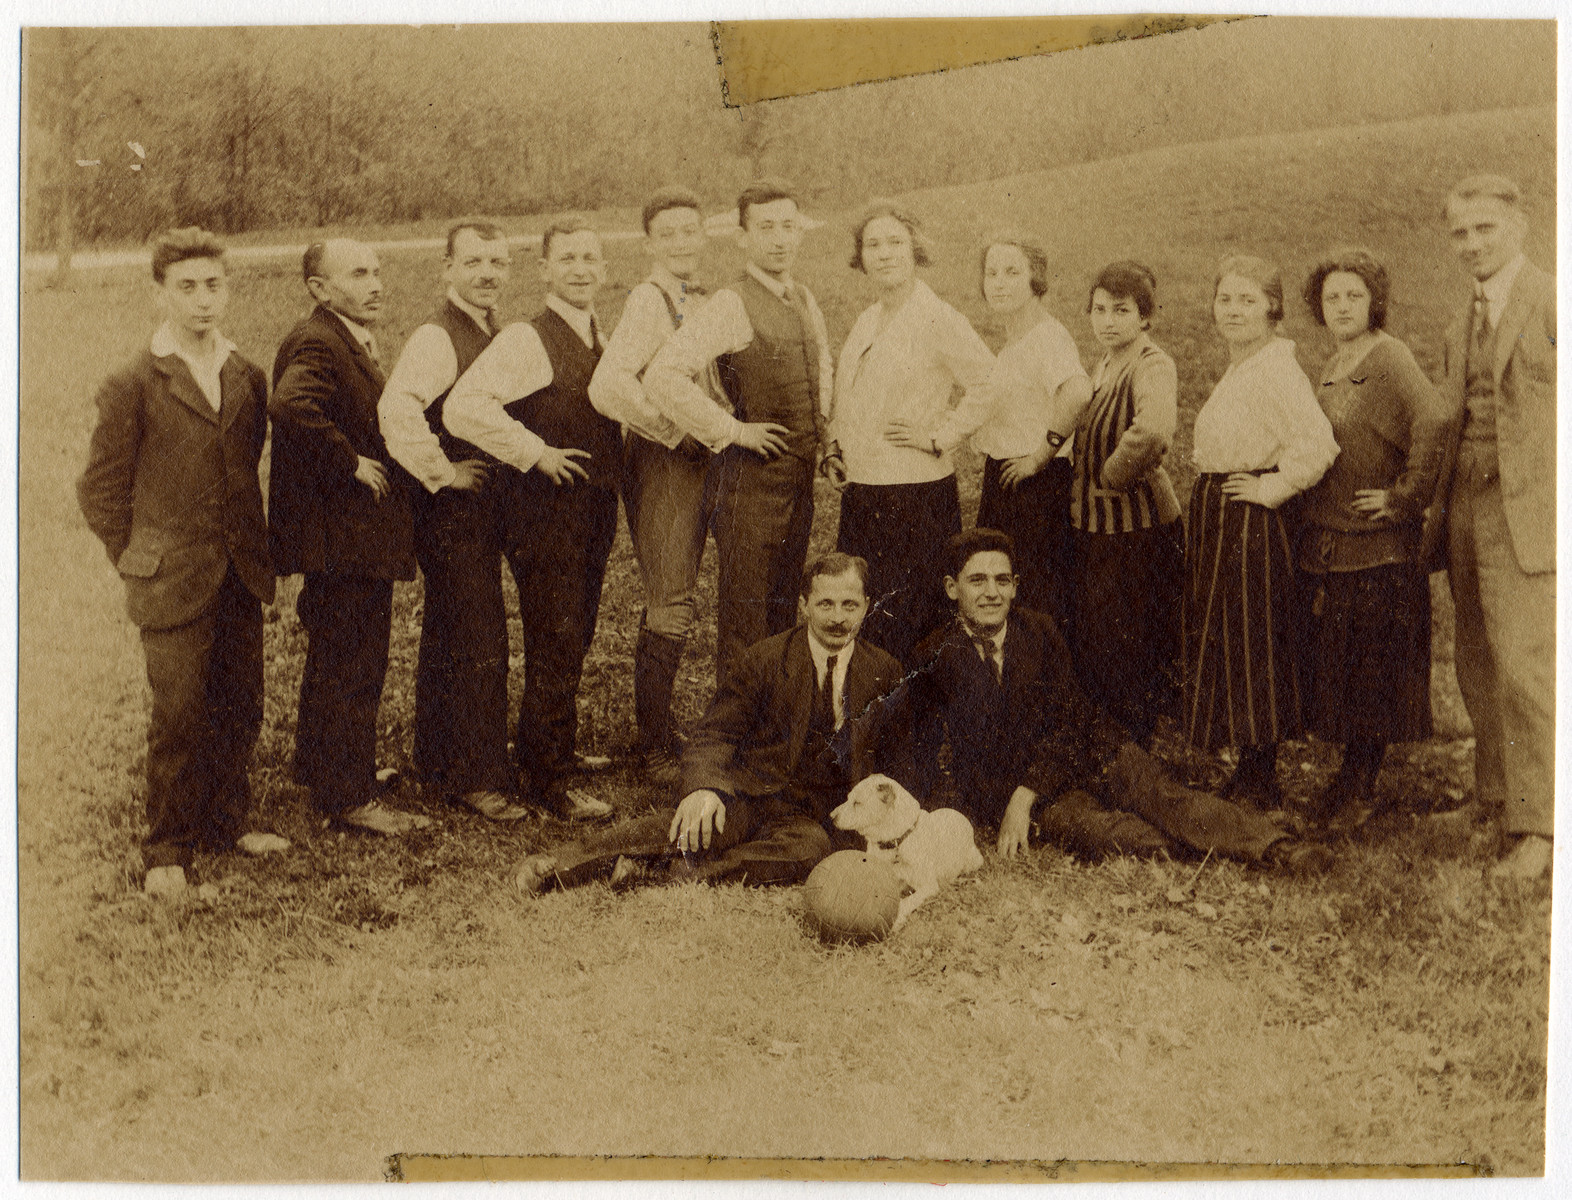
1294, 248, 1448, 829
1183, 255, 1338, 807
825, 200, 995, 666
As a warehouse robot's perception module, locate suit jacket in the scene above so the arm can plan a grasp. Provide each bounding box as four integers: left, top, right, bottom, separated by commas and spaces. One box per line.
680, 626, 906, 811
267, 305, 415, 579
1422, 259, 1556, 574
77, 346, 274, 631
881, 607, 1124, 820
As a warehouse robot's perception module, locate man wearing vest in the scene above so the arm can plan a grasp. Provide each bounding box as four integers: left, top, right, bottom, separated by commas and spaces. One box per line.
644, 178, 835, 684
269, 239, 430, 837
378, 222, 526, 822
445, 218, 619, 822
1429, 176, 1556, 881
589, 187, 725, 784
78, 227, 290, 896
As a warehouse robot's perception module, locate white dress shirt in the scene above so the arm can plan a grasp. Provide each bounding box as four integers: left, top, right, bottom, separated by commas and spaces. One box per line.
805, 631, 854, 728
443, 294, 602, 474
1478, 253, 1527, 327
1191, 336, 1338, 509
643, 262, 834, 454
150, 322, 234, 412
588, 264, 716, 448
961, 618, 1008, 677
378, 287, 494, 493
934, 313, 1087, 461
829, 279, 995, 486
331, 309, 379, 363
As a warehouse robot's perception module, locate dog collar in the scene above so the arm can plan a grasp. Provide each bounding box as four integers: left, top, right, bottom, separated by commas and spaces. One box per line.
876, 812, 921, 852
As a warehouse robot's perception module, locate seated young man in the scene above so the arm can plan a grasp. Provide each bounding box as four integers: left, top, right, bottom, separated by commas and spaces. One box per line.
886, 528, 1329, 872
514, 552, 907, 893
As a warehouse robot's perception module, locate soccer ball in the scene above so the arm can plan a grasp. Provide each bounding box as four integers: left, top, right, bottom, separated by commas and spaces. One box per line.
801, 850, 903, 944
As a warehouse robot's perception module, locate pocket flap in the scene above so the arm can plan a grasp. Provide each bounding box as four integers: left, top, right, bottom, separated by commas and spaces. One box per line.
116, 547, 162, 578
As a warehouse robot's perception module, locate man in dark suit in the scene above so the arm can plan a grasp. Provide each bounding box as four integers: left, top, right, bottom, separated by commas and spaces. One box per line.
884, 528, 1328, 871
269, 238, 429, 836
1425, 176, 1555, 881
78, 227, 288, 895
513, 551, 907, 892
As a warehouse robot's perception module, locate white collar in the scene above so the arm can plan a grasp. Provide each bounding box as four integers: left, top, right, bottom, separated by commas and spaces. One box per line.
150, 321, 235, 368
746, 261, 795, 299
650, 263, 704, 302
545, 293, 597, 347
330, 308, 376, 351
1478, 253, 1527, 313
960, 616, 1008, 652
447, 287, 495, 333
806, 630, 854, 675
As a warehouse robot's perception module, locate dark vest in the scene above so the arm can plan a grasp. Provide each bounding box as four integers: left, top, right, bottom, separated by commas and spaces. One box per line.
424, 300, 496, 461
504, 307, 620, 491
1462, 307, 1500, 443
717, 274, 822, 461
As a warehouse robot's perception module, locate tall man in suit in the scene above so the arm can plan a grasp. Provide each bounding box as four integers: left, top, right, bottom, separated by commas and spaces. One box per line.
513, 552, 907, 893
883, 528, 1329, 872
1430, 176, 1556, 881
78, 227, 289, 895
269, 238, 430, 836
589, 187, 723, 783
445, 218, 620, 822
644, 179, 835, 684
378, 222, 526, 822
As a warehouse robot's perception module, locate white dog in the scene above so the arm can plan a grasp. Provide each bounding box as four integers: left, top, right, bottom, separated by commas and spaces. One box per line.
831, 774, 983, 930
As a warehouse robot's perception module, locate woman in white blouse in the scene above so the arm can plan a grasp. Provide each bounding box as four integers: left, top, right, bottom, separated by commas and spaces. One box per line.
925, 235, 1090, 631
825, 201, 995, 664
1183, 255, 1339, 806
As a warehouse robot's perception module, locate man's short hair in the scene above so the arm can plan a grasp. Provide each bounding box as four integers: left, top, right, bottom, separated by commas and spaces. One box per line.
737, 178, 798, 230
541, 216, 596, 260
1301, 247, 1390, 332
446, 221, 508, 258
301, 241, 328, 284
641, 186, 703, 234
151, 226, 225, 284
945, 528, 1016, 580
800, 551, 869, 599
1446, 174, 1523, 215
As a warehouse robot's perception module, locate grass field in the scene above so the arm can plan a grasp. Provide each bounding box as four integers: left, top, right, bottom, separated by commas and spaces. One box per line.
19, 105, 1554, 1179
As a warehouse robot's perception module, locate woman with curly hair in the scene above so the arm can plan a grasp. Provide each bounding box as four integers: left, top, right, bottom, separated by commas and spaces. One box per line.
1296, 248, 1449, 826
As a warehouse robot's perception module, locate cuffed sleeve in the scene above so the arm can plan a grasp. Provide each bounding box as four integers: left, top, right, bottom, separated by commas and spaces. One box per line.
443, 322, 553, 474
588, 282, 685, 448
643, 288, 750, 453
378, 323, 460, 493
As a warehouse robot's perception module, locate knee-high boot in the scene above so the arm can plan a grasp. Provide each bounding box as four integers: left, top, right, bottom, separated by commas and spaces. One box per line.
634, 624, 687, 755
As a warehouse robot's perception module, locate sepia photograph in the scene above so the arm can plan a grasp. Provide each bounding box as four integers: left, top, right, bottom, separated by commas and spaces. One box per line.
16, 10, 1559, 1183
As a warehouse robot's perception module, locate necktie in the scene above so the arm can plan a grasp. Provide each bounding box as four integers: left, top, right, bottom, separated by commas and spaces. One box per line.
819, 654, 838, 728
486, 309, 501, 336
1470, 288, 1491, 362
590, 316, 603, 356
973, 637, 1002, 685
365, 334, 383, 373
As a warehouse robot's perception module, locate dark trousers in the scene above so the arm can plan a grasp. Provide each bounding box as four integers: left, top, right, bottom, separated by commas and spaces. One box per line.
978, 455, 1074, 633
502, 476, 619, 794
412, 484, 510, 794
836, 477, 962, 667
541, 794, 839, 890
295, 571, 393, 813
140, 565, 263, 869
711, 447, 815, 683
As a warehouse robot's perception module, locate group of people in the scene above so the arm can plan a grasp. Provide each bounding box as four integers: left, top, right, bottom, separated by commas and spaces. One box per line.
77, 172, 1554, 900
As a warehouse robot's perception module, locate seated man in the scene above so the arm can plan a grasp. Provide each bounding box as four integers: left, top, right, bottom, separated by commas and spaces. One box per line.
885, 528, 1329, 872
514, 551, 907, 892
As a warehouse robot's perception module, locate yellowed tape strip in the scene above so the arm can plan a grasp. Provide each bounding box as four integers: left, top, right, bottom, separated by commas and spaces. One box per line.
390, 1154, 1484, 1182
712, 15, 1251, 105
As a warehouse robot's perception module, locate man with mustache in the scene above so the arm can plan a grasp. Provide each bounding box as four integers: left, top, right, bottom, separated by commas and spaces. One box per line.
513, 552, 906, 893
378, 222, 524, 822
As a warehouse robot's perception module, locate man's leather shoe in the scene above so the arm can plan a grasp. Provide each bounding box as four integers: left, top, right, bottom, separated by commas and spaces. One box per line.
514, 853, 558, 895
538, 785, 613, 822
460, 790, 530, 821
337, 802, 433, 835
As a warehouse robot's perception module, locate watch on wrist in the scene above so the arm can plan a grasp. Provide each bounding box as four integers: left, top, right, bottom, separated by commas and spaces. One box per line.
1044, 430, 1067, 451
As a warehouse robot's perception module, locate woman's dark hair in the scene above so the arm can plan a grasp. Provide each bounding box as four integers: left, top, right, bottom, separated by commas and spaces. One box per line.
1301, 247, 1390, 331
1213, 254, 1285, 323
848, 200, 933, 272
978, 235, 1048, 299
1087, 260, 1158, 328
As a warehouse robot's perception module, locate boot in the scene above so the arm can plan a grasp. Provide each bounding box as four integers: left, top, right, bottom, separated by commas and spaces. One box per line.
1311, 740, 1385, 830
1220, 744, 1281, 810
634, 625, 686, 785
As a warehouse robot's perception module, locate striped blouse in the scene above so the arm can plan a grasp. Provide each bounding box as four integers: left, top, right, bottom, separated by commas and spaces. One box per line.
1069, 335, 1181, 534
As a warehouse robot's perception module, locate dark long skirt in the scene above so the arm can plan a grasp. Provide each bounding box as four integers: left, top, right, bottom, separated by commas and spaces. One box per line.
1070, 519, 1184, 745
977, 455, 1074, 633
1181, 473, 1305, 751
836, 476, 961, 667
1302, 562, 1433, 744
